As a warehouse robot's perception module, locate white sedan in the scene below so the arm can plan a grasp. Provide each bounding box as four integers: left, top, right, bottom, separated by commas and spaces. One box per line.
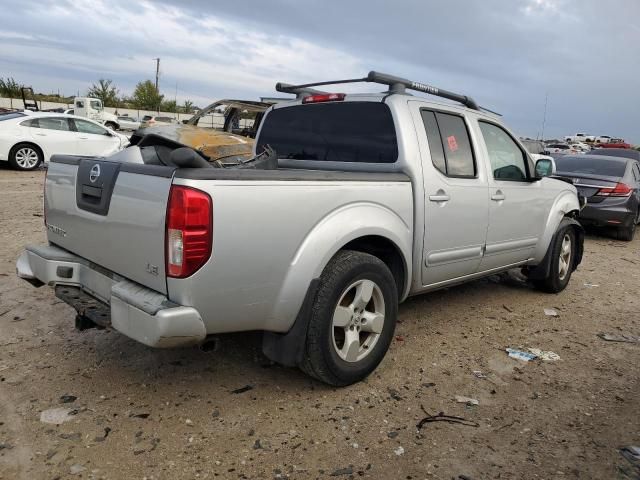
0, 111, 129, 170
117, 116, 141, 130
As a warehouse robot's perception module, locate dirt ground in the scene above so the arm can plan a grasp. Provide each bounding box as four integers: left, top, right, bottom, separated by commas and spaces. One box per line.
1, 168, 639, 480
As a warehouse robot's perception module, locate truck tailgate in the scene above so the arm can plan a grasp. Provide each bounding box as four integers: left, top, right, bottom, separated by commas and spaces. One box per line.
45, 157, 174, 294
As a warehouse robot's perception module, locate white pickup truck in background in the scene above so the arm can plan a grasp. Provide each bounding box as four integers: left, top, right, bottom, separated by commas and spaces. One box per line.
17, 72, 584, 386
65, 97, 120, 131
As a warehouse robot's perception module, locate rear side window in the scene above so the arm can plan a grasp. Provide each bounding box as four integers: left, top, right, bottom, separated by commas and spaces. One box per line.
142, 115, 152, 121
420, 110, 475, 177
37, 117, 71, 131
555, 156, 627, 177
257, 102, 398, 163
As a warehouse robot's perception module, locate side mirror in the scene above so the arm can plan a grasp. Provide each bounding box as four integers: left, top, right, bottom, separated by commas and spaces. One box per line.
535, 157, 556, 178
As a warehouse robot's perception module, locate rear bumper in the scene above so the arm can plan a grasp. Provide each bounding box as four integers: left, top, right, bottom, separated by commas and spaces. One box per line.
579, 202, 635, 228
16, 244, 206, 348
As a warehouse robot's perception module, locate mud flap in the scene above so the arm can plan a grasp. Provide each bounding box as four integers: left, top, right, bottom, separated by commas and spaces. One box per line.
262, 279, 320, 367
527, 217, 584, 281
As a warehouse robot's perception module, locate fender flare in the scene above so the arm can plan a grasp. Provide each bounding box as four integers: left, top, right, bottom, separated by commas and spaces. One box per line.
527, 217, 584, 281
262, 202, 412, 366
533, 189, 581, 262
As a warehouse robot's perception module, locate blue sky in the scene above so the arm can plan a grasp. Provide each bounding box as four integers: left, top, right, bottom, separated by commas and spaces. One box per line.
1, 0, 638, 142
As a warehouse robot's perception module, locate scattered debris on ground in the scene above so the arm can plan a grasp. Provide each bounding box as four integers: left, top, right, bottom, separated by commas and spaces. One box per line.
597, 333, 640, 343
506, 348, 538, 362
528, 348, 561, 361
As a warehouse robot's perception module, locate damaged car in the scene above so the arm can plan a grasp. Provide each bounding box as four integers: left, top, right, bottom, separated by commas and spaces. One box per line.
129, 99, 273, 163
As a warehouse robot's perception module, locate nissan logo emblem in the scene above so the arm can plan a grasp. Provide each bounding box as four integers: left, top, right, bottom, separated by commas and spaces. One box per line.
89, 164, 101, 183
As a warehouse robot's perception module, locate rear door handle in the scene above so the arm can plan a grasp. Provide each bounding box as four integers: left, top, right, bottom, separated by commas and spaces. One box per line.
429, 190, 450, 202
34, 133, 46, 136
491, 191, 506, 201
79, 136, 89, 139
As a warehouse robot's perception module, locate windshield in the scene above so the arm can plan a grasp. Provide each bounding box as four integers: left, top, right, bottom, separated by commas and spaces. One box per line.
555, 156, 627, 177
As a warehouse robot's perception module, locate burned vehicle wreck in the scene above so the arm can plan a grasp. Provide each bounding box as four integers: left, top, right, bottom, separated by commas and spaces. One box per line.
129, 99, 273, 163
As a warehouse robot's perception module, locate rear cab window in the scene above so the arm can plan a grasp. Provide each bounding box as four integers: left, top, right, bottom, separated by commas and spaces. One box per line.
257, 102, 398, 163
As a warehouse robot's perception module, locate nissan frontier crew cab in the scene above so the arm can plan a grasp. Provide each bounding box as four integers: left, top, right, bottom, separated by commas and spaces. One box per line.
17, 72, 584, 386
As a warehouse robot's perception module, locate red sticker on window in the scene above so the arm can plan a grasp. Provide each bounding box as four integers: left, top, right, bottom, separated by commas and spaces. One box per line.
447, 135, 458, 152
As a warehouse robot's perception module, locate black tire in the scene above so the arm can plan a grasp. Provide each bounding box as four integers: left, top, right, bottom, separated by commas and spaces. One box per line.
8, 143, 43, 171
105, 122, 118, 131
533, 227, 576, 293
617, 221, 636, 242
300, 250, 398, 386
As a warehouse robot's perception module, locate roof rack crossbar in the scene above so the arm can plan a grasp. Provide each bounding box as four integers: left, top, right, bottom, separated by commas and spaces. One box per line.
274, 71, 480, 110
275, 82, 330, 99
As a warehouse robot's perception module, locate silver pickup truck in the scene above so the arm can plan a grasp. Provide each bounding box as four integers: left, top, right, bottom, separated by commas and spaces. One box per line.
17, 72, 584, 386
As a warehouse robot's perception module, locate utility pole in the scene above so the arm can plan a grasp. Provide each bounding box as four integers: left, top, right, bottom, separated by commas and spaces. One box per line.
540, 91, 548, 141
153, 58, 160, 92
153, 58, 160, 113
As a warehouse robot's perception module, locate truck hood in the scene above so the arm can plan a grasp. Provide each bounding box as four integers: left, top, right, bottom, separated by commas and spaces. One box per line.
134, 124, 254, 162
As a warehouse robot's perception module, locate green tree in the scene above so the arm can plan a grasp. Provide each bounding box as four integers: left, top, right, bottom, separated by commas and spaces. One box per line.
87, 79, 119, 107
161, 99, 177, 113
182, 100, 194, 114
0, 77, 22, 107
132, 80, 163, 110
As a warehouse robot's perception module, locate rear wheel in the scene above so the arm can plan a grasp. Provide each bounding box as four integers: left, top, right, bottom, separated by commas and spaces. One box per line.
105, 122, 118, 131
533, 227, 576, 293
617, 221, 636, 242
9, 143, 43, 171
301, 250, 398, 386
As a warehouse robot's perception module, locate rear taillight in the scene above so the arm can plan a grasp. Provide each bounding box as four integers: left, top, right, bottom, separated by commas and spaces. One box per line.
595, 182, 632, 197
302, 93, 346, 104
165, 185, 212, 278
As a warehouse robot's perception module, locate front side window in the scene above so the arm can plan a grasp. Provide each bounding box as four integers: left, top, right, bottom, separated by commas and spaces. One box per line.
420, 110, 476, 177
479, 122, 529, 181
90, 100, 102, 110
38, 117, 71, 131
73, 119, 108, 135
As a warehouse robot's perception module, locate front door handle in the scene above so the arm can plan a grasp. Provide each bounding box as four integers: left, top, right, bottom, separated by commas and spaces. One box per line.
34, 133, 47, 136
491, 190, 506, 201
79, 136, 89, 139
429, 189, 450, 202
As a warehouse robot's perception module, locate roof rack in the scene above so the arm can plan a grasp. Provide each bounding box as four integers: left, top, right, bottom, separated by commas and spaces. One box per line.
275, 71, 479, 110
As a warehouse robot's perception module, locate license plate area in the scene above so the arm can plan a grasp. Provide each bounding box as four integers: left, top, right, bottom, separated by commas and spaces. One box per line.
55, 285, 111, 328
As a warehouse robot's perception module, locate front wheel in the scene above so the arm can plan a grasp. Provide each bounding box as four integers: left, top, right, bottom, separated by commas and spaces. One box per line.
105, 122, 118, 131
301, 250, 398, 386
532, 227, 576, 293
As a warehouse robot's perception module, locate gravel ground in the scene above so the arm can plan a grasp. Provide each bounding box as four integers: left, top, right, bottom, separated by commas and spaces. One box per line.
1, 168, 639, 480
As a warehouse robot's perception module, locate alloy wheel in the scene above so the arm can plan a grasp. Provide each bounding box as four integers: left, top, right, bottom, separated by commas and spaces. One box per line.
331, 279, 385, 363
558, 233, 572, 281
15, 147, 39, 169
